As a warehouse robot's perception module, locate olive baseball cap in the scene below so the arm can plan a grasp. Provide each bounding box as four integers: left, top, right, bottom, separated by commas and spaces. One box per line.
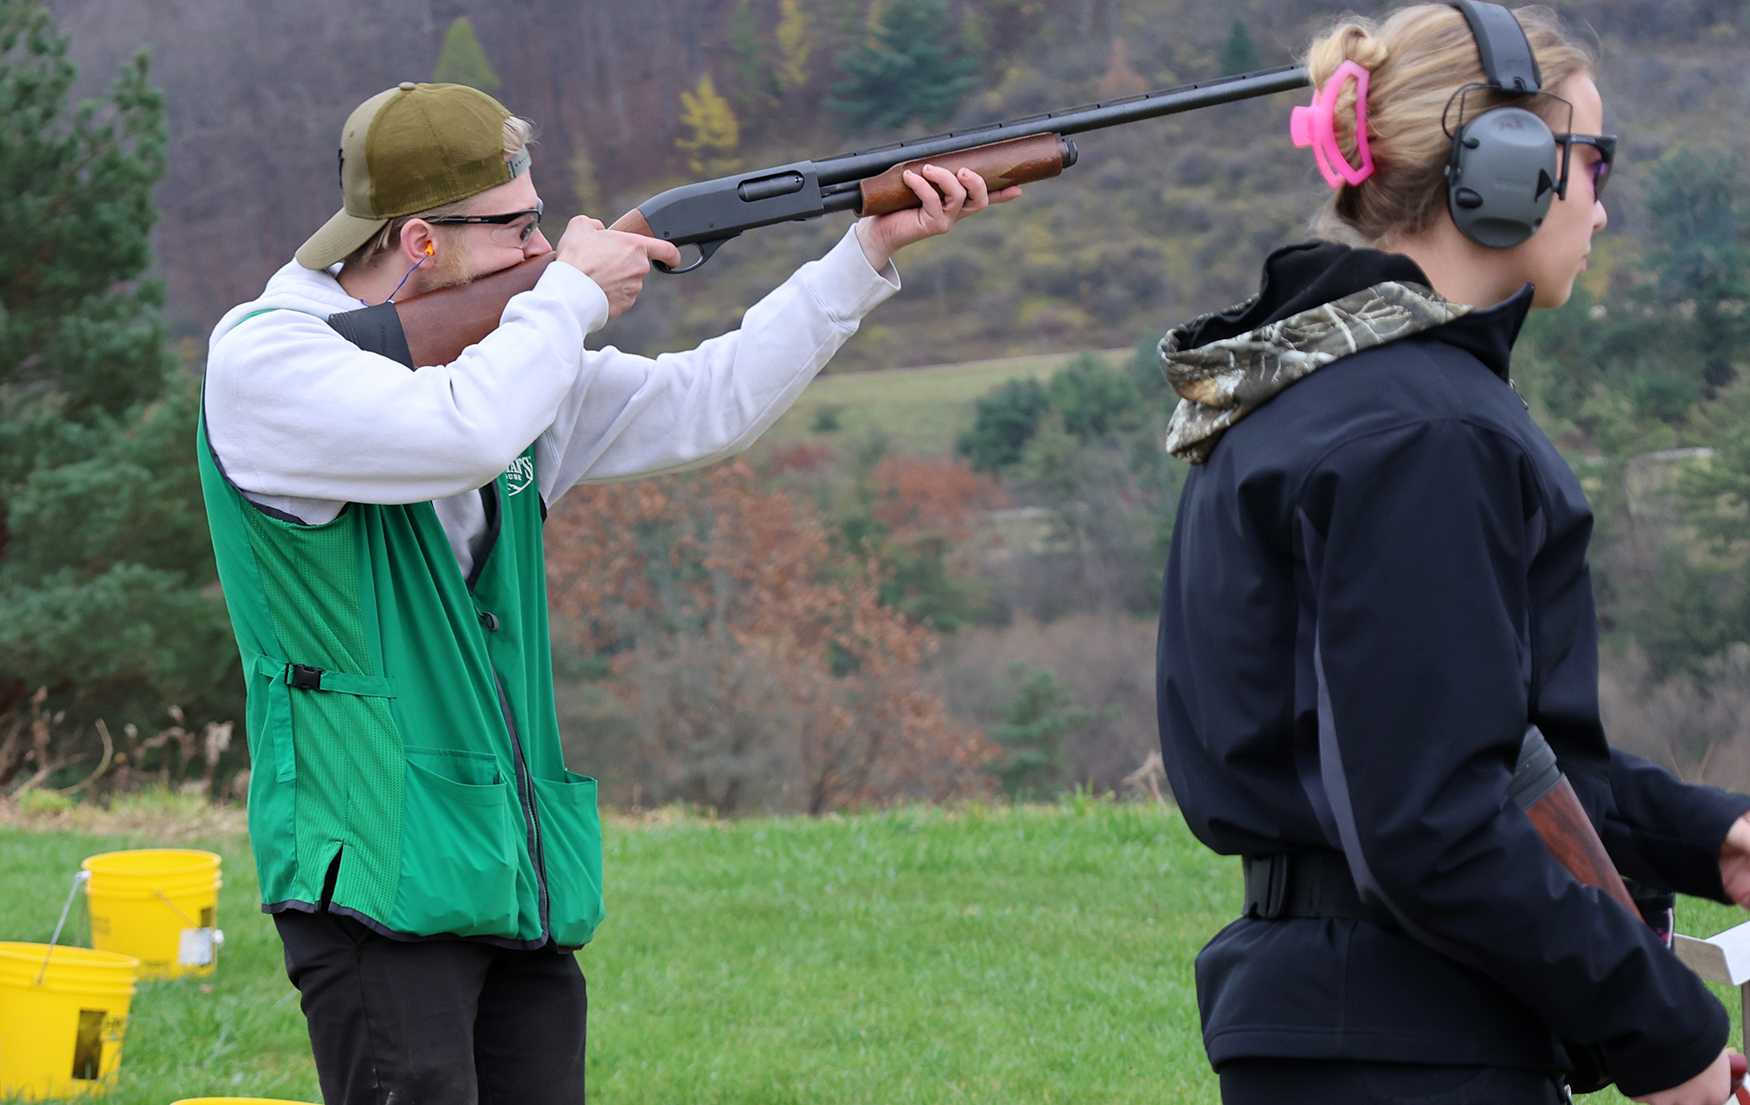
295, 81, 531, 270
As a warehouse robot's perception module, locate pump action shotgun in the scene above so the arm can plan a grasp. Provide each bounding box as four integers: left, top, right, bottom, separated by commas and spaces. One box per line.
327, 64, 1311, 369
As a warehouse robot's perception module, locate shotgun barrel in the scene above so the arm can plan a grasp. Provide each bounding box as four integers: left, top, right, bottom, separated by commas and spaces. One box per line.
621, 64, 1309, 271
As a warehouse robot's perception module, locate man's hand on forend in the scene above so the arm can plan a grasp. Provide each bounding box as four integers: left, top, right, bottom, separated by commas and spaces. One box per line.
853, 163, 1023, 272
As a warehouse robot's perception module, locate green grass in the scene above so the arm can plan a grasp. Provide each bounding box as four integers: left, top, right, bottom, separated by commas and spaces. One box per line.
3, 801, 1748, 1103
758, 350, 1127, 458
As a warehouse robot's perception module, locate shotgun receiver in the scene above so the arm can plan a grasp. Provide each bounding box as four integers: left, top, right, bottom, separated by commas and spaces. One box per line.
328, 65, 1310, 368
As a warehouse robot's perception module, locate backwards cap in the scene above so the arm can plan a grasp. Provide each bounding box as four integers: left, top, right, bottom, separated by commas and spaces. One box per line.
295, 81, 531, 270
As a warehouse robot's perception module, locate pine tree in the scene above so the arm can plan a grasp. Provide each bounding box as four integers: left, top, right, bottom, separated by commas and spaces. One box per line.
988, 665, 1095, 799
433, 17, 502, 94
1644, 149, 1749, 393
825, 0, 981, 135
676, 75, 741, 175
1218, 17, 1261, 76
0, 0, 236, 766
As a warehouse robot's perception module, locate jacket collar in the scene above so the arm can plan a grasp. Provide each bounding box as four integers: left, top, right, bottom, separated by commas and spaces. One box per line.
1160, 242, 1535, 463
1431, 283, 1534, 381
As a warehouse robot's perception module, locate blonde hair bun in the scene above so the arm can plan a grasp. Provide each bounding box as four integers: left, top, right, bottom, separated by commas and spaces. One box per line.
1309, 23, 1390, 86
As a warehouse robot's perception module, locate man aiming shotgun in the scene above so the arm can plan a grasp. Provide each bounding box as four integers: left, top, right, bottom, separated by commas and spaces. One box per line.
196, 80, 1015, 1104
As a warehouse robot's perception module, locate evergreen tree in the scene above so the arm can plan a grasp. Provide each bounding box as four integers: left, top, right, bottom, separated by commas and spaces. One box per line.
825, 0, 980, 135
433, 17, 502, 94
988, 665, 1096, 799
1046, 353, 1144, 443
955, 377, 1049, 472
0, 0, 235, 763
1644, 149, 1749, 393
1218, 17, 1261, 76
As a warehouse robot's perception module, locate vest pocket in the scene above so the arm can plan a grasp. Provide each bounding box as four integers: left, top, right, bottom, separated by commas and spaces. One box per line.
390, 750, 520, 937
532, 772, 604, 946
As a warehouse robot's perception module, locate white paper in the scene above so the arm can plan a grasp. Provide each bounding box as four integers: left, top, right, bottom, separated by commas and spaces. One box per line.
177, 926, 216, 967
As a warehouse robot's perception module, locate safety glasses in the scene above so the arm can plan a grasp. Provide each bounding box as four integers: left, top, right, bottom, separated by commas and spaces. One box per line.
1557, 134, 1616, 201
426, 199, 545, 246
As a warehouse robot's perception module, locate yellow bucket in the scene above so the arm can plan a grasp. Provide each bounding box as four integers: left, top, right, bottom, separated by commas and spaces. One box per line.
0, 942, 139, 1099
82, 849, 223, 979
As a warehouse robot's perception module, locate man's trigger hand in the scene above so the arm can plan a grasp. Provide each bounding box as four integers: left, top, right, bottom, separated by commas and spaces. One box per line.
553, 216, 683, 319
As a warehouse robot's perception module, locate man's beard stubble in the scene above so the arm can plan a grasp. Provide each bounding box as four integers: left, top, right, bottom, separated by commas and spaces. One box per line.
410, 238, 476, 295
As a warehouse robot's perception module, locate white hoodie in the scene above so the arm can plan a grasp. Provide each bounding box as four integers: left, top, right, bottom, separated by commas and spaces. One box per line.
205, 226, 899, 575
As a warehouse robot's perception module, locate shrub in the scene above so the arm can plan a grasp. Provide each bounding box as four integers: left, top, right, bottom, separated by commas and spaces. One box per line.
545, 460, 997, 813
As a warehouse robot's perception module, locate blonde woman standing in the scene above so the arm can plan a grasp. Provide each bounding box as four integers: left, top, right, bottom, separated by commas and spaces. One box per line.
1155, 5, 1750, 1103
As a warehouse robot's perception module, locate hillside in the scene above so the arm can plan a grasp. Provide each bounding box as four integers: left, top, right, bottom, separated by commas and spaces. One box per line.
46, 0, 1750, 365
756, 348, 1125, 455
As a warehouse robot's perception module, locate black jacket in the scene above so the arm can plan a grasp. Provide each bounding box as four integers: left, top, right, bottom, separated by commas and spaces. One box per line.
1155, 243, 1750, 1097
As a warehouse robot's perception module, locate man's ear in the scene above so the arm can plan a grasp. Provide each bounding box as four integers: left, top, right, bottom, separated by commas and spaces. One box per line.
399, 219, 437, 265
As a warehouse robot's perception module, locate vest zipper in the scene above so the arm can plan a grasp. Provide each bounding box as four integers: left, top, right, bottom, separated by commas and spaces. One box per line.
492, 670, 550, 942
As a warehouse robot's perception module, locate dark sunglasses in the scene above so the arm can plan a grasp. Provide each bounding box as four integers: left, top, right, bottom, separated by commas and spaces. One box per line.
1556, 134, 1616, 200
426, 199, 545, 245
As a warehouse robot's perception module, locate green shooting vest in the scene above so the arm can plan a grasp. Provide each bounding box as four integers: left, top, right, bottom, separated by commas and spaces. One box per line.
196, 321, 602, 947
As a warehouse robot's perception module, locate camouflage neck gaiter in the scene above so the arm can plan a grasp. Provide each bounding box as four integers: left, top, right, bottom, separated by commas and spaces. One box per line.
1160, 281, 1470, 464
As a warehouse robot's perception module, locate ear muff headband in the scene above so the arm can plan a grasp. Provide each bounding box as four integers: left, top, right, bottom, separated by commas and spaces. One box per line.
1450, 0, 1542, 92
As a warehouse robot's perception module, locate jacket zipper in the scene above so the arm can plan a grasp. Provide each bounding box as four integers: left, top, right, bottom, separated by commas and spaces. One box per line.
469, 480, 550, 943
493, 669, 550, 941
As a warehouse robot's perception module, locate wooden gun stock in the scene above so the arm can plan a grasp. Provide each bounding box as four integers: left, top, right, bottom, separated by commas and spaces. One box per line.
1513, 728, 1639, 914
1523, 775, 1640, 914
394, 253, 556, 368
391, 209, 658, 366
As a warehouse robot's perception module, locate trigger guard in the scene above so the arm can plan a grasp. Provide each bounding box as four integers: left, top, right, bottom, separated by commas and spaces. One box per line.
654, 235, 738, 275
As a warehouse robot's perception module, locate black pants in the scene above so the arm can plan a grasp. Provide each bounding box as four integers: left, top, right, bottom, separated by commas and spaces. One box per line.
1220, 1059, 1567, 1105
276, 910, 587, 1105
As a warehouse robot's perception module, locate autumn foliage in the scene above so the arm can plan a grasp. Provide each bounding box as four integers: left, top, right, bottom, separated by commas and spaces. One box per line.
544, 459, 998, 814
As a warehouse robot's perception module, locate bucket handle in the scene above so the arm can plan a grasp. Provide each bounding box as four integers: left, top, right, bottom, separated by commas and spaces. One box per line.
154, 888, 199, 927
36, 869, 92, 986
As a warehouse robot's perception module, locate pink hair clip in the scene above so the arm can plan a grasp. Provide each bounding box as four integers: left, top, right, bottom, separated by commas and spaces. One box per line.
1290, 60, 1375, 188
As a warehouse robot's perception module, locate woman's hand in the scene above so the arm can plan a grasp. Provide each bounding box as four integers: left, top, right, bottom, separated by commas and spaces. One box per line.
1720, 812, 1750, 908
853, 163, 1022, 272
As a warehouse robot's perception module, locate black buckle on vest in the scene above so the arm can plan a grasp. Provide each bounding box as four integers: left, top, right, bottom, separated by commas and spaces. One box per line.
1243, 854, 1289, 919
288, 663, 324, 691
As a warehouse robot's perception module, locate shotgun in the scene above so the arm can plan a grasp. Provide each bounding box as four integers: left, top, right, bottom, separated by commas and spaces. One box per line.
327, 64, 1310, 369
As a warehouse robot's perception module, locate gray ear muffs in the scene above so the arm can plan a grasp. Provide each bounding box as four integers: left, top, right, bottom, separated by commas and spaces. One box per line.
1446, 105, 1560, 248
1443, 1, 1562, 249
